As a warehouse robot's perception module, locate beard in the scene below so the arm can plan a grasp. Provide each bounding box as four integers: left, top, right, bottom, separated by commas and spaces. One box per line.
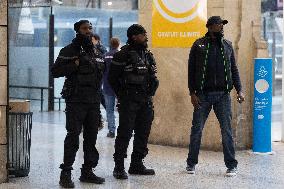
136, 39, 148, 49
76, 33, 93, 47
142, 40, 148, 48
128, 40, 148, 49
213, 29, 224, 38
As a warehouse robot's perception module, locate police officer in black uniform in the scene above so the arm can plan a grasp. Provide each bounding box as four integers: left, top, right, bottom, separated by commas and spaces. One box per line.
52, 20, 105, 188
108, 24, 159, 179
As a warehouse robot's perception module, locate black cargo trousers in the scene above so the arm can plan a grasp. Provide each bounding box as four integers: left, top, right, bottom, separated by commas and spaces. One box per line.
60, 102, 100, 170
113, 97, 154, 162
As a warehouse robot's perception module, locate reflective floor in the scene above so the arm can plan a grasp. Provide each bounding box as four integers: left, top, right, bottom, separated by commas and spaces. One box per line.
272, 96, 282, 141
0, 110, 284, 189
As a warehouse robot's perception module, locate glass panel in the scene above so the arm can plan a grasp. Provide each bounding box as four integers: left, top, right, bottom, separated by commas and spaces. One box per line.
262, 11, 283, 96
261, 3, 282, 141
9, 7, 51, 111
61, 0, 138, 10
8, 3, 138, 111
53, 6, 138, 109
9, 0, 52, 7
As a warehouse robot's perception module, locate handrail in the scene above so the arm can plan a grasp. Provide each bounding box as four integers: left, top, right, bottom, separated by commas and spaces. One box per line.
54, 97, 64, 111
9, 85, 53, 111
9, 85, 52, 90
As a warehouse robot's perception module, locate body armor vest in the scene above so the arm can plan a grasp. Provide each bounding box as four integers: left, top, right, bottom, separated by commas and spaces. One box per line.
123, 50, 150, 87
117, 46, 159, 99
76, 47, 105, 90
61, 46, 105, 100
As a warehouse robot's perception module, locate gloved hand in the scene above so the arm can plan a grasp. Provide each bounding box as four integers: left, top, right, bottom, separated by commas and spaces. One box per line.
148, 76, 159, 96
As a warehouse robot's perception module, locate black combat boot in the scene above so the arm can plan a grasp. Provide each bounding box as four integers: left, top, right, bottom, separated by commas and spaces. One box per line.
113, 159, 128, 179
128, 159, 155, 175
59, 170, 75, 188
79, 168, 105, 184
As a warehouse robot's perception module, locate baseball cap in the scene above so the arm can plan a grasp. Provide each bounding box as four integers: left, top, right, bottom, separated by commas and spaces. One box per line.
206, 16, 228, 27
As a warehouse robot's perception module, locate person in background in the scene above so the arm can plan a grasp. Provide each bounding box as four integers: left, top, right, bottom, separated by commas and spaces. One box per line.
103, 37, 120, 138
92, 33, 108, 55
92, 34, 107, 131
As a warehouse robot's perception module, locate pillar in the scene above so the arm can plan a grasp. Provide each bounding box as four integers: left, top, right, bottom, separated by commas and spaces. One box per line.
139, 0, 268, 150
0, 0, 8, 183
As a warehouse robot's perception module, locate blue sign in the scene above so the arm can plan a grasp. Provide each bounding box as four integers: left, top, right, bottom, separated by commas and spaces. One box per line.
253, 58, 273, 153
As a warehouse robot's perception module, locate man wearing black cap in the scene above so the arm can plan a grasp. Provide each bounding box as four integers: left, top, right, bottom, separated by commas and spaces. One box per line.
186, 16, 245, 177
52, 20, 105, 188
108, 24, 159, 179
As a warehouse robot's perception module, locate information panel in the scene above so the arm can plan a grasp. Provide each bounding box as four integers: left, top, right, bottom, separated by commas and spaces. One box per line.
253, 58, 273, 153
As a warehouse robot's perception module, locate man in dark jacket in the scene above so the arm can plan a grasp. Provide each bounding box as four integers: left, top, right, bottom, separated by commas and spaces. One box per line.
103, 37, 120, 138
51, 20, 105, 188
186, 16, 245, 177
108, 24, 159, 180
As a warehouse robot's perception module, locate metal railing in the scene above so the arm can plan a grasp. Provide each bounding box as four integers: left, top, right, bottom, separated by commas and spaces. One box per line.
9, 85, 52, 111
54, 96, 64, 111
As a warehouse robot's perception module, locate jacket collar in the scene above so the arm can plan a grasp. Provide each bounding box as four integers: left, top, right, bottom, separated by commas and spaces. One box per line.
204, 32, 225, 43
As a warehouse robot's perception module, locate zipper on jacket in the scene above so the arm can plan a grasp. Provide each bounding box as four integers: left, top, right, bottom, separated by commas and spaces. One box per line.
214, 43, 217, 87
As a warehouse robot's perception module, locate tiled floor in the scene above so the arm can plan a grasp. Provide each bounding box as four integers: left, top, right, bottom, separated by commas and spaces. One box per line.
0, 110, 283, 189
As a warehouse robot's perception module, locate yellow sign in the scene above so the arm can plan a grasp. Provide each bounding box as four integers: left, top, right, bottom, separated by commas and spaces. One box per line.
152, 0, 207, 48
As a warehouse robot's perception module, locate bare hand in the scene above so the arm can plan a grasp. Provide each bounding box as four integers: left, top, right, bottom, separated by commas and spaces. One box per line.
237, 91, 245, 103
191, 94, 201, 109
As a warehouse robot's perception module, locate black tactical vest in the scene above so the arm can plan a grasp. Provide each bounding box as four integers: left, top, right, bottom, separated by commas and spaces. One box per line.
122, 49, 151, 93
76, 47, 105, 90
61, 46, 105, 103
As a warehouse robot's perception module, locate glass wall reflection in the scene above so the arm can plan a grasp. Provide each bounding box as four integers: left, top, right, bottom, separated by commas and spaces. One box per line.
9, 4, 137, 111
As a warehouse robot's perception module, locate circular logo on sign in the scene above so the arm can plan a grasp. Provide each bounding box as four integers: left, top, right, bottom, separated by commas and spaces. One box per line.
255, 79, 269, 94
153, 0, 204, 23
